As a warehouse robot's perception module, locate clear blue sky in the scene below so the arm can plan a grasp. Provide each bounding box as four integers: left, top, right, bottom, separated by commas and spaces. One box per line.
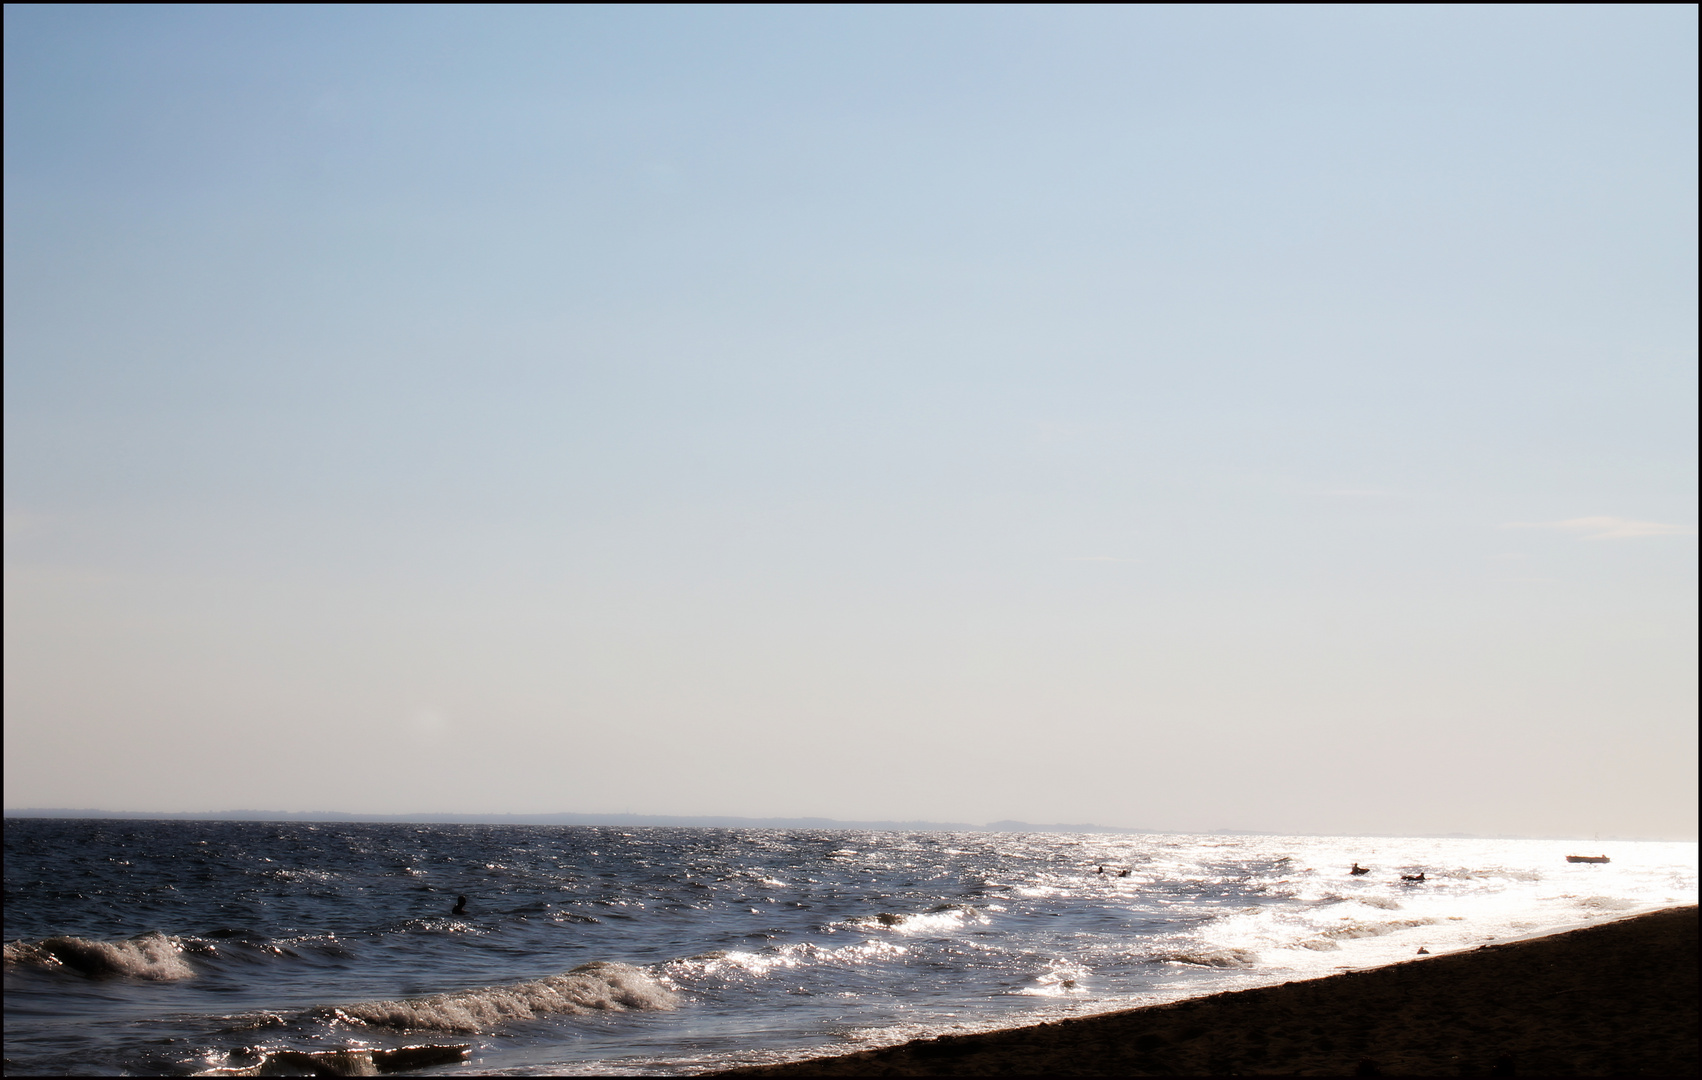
5, 4, 1696, 837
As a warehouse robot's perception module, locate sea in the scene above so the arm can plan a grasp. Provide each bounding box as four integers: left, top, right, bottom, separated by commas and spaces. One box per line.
4, 819, 1696, 1076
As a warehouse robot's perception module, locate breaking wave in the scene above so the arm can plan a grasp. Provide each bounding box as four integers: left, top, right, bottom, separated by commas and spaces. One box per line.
4, 932, 203, 981
194, 1043, 471, 1076
318, 961, 676, 1033
1293, 916, 1441, 951
666, 937, 909, 981
843, 904, 987, 935
1015, 959, 1093, 995
1148, 946, 1260, 968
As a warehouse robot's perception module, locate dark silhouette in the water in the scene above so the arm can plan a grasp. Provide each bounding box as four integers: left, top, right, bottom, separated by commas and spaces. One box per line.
1096, 866, 1105, 874
451, 895, 468, 916
1117, 869, 1131, 878
1350, 862, 1370, 876
1401, 873, 1426, 883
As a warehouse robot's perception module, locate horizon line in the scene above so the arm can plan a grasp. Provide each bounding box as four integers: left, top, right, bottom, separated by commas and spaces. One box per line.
4, 808, 1692, 843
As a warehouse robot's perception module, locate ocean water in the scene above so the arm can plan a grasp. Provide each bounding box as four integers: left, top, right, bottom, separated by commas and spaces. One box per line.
3, 820, 1695, 1076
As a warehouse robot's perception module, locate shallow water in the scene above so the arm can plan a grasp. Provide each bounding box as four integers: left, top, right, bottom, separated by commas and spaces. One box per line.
3, 820, 1694, 1075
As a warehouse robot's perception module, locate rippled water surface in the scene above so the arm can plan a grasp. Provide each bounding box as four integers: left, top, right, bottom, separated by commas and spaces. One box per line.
4, 819, 1695, 1075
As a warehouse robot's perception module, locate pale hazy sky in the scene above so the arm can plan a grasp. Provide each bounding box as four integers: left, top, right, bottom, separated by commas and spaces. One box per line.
5, 5, 1696, 837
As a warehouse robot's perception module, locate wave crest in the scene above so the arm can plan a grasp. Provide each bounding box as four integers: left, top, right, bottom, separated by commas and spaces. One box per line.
1150, 947, 1260, 968
4, 932, 199, 980
845, 904, 987, 935
321, 961, 676, 1033
1294, 916, 1440, 951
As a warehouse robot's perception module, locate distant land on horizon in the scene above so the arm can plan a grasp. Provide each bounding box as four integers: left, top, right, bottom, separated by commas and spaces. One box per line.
3, 808, 1680, 840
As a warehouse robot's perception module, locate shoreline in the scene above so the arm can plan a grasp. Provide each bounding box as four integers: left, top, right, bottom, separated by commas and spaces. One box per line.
706, 905, 1698, 1076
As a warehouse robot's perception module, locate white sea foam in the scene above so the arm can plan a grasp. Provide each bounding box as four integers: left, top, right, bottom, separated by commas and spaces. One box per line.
323, 961, 676, 1033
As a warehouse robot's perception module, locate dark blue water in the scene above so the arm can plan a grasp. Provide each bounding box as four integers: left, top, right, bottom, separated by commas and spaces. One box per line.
6, 819, 1694, 1075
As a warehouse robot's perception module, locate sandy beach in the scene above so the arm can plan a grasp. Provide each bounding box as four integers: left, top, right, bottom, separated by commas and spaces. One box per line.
709, 905, 1698, 1077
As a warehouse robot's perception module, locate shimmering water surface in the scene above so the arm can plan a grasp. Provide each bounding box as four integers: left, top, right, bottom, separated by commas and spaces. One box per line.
4, 819, 1695, 1075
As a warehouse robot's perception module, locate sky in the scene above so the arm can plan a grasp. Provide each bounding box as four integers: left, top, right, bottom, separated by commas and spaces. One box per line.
4, 4, 1696, 838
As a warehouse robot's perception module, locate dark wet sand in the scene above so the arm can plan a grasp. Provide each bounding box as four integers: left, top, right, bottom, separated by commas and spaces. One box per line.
708, 905, 1697, 1077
